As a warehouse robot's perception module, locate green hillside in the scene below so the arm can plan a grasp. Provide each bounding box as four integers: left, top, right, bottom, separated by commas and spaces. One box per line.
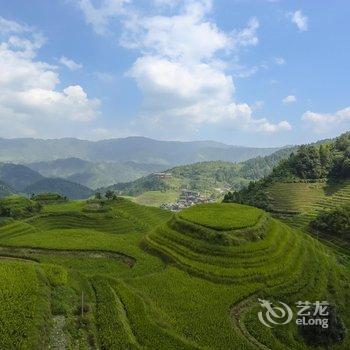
23, 178, 94, 200
0, 195, 42, 219
102, 148, 296, 204
0, 199, 348, 349
224, 132, 350, 231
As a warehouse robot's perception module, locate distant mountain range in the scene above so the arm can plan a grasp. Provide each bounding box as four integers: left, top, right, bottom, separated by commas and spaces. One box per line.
0, 137, 280, 164
0, 136, 287, 199
27, 158, 167, 189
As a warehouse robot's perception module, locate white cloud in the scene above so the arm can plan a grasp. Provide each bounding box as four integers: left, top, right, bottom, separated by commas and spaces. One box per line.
302, 107, 350, 133
76, 0, 290, 136
0, 20, 100, 138
77, 0, 129, 35
290, 10, 308, 31
254, 120, 292, 133
232, 17, 259, 47
120, 2, 231, 62
274, 57, 285, 65
0, 16, 32, 34
282, 95, 297, 104
122, 1, 288, 135
59, 56, 83, 70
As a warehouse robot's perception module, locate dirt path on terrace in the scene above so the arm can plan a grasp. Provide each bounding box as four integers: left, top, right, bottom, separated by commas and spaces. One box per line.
0, 246, 135, 267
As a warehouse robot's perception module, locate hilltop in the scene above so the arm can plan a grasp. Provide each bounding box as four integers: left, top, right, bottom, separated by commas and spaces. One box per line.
0, 163, 94, 200
0, 163, 44, 191
24, 178, 94, 200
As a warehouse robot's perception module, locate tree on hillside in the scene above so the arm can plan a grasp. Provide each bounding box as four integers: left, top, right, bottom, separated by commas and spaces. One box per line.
105, 190, 114, 200
319, 144, 332, 172
290, 145, 324, 179
95, 192, 102, 200
334, 132, 350, 151
310, 204, 350, 240
299, 305, 346, 347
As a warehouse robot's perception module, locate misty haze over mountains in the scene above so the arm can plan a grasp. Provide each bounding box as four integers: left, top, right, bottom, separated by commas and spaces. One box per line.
0, 137, 280, 165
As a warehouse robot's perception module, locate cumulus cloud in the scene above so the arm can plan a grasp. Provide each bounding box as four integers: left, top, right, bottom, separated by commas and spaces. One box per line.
59, 56, 83, 70
290, 10, 308, 31
120, 0, 288, 135
0, 21, 100, 138
302, 107, 350, 133
282, 95, 297, 104
76, 0, 291, 136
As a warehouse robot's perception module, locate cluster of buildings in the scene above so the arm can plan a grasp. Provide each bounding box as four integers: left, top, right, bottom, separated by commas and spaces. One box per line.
152, 172, 172, 180
161, 189, 213, 211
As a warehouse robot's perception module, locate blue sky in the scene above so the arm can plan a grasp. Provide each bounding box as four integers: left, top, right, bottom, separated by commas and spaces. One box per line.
0, 0, 349, 147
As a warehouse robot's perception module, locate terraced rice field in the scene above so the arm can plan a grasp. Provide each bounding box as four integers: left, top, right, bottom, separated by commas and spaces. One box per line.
266, 180, 350, 229
0, 199, 349, 349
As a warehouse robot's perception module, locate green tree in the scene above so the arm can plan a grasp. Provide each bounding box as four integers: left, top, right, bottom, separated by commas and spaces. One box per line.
105, 190, 114, 200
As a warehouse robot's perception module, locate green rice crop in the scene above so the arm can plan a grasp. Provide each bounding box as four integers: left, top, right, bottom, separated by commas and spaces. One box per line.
0, 198, 349, 349
179, 203, 264, 230
0, 260, 50, 349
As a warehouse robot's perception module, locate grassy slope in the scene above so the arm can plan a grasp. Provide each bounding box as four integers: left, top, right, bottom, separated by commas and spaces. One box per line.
0, 198, 349, 349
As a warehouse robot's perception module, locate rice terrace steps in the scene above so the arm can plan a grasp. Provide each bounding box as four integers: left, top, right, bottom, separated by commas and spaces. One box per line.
0, 198, 349, 349
266, 180, 350, 229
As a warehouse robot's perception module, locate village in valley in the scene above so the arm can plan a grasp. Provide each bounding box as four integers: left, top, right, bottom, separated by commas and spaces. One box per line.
160, 188, 215, 211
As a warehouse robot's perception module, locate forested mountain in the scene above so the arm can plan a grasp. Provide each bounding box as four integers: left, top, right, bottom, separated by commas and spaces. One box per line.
0, 163, 43, 191
224, 132, 350, 210
23, 178, 93, 200
101, 146, 296, 197
0, 137, 279, 164
0, 180, 15, 198
28, 158, 166, 189
0, 163, 93, 199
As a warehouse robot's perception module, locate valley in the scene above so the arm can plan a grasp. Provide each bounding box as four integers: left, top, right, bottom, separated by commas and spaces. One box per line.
0, 133, 349, 349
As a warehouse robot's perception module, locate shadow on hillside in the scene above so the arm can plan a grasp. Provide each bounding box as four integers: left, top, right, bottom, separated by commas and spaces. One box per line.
324, 179, 348, 197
